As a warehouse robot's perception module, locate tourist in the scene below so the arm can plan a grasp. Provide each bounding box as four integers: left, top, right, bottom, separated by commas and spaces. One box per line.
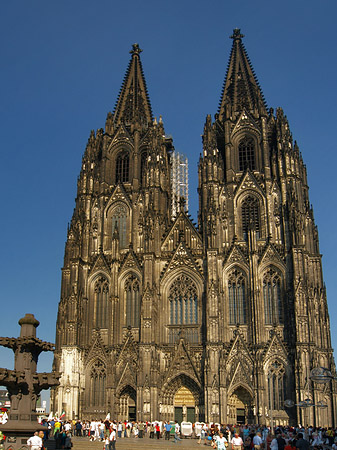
215, 432, 228, 450
64, 431, 72, 449
253, 432, 263, 450
27, 431, 43, 450
165, 421, 172, 440
295, 433, 309, 450
109, 426, 117, 450
231, 432, 244, 450
174, 421, 182, 443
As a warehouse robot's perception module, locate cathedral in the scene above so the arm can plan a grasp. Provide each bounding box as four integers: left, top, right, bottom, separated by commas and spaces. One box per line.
51, 29, 337, 426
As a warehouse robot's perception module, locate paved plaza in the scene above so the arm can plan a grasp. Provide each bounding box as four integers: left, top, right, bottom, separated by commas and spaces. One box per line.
70, 435, 201, 450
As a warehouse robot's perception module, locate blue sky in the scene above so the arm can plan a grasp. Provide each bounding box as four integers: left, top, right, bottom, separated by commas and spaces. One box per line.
1, 1, 337, 408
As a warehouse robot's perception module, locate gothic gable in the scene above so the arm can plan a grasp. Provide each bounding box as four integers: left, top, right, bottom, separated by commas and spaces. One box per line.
164, 338, 200, 386
259, 243, 285, 268
107, 124, 133, 153
85, 330, 108, 367
227, 360, 253, 393
89, 252, 110, 276
231, 110, 261, 138
119, 249, 142, 275
116, 329, 139, 366
116, 361, 137, 391
224, 244, 248, 269
234, 170, 265, 200
161, 211, 202, 252
104, 183, 131, 214
161, 242, 203, 282
262, 331, 288, 365
225, 331, 253, 365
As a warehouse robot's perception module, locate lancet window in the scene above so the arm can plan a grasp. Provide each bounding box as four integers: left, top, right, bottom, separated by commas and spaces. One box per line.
169, 274, 198, 325
263, 268, 283, 324
89, 360, 106, 406
111, 203, 128, 249
228, 269, 247, 324
267, 360, 285, 410
94, 276, 109, 328
241, 195, 260, 239
125, 276, 140, 328
239, 137, 255, 171
116, 151, 130, 183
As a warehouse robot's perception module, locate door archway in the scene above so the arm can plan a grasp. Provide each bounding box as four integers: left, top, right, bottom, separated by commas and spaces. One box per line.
160, 374, 202, 422
228, 386, 253, 424
118, 385, 137, 421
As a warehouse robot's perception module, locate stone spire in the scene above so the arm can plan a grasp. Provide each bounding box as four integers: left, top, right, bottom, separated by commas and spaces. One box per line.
112, 43, 153, 128
218, 28, 267, 120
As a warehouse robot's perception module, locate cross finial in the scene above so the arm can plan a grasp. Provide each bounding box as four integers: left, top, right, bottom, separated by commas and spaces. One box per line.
230, 28, 244, 41
130, 43, 143, 56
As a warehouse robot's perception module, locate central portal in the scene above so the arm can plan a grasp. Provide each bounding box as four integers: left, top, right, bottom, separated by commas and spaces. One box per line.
174, 386, 195, 423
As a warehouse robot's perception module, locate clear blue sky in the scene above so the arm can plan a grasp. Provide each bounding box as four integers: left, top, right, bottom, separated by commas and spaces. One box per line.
1, 0, 337, 409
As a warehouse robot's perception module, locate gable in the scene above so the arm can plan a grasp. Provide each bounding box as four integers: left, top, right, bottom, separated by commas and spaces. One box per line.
161, 212, 202, 253
234, 170, 265, 200
231, 110, 261, 138
107, 124, 133, 153
160, 242, 203, 282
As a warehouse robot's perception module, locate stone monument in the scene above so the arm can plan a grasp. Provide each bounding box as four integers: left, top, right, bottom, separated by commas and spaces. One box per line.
0, 314, 59, 450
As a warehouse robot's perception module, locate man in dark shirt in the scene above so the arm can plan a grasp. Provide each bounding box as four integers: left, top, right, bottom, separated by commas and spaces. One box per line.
276, 434, 286, 450
296, 433, 310, 450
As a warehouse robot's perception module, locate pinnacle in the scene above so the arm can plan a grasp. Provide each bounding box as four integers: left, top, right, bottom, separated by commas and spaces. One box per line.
218, 29, 267, 120
112, 44, 153, 128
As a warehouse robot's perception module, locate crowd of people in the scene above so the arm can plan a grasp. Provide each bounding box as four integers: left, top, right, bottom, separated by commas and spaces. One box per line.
32, 419, 337, 450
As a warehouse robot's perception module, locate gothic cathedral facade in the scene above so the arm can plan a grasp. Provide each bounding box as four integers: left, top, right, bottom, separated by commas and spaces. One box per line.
52, 30, 337, 426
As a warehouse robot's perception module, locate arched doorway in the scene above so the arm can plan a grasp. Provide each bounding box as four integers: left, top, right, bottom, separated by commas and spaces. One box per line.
228, 386, 253, 424
174, 386, 195, 423
161, 374, 202, 422
119, 385, 136, 421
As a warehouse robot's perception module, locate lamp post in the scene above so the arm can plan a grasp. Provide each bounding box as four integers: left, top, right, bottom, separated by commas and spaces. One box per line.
284, 366, 334, 426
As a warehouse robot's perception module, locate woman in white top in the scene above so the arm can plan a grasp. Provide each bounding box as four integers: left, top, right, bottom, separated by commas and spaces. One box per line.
216, 433, 228, 450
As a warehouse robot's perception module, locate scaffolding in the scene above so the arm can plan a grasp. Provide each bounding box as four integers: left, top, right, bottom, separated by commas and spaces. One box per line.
171, 151, 189, 219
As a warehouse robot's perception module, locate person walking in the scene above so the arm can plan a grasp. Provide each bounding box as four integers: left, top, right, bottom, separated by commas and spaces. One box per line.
109, 426, 117, 450
174, 421, 182, 443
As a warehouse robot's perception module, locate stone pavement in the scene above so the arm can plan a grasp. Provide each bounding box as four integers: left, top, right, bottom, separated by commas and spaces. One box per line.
46, 435, 205, 450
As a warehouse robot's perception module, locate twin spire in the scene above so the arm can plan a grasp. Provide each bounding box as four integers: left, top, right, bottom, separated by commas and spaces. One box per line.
112, 43, 153, 128
113, 31, 266, 128
218, 28, 267, 120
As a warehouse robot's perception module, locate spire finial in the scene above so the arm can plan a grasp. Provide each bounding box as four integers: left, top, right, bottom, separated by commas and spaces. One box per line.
130, 43, 142, 56
230, 28, 244, 41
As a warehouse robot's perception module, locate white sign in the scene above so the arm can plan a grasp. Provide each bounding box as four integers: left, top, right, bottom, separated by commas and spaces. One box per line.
181, 421, 193, 436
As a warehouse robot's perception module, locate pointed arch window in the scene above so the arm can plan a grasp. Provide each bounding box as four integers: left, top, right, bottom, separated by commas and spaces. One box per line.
169, 274, 198, 325
94, 276, 109, 328
116, 151, 130, 183
89, 360, 106, 407
228, 269, 247, 324
263, 268, 283, 324
242, 195, 260, 239
111, 203, 128, 249
267, 360, 285, 410
125, 276, 140, 328
239, 137, 255, 171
